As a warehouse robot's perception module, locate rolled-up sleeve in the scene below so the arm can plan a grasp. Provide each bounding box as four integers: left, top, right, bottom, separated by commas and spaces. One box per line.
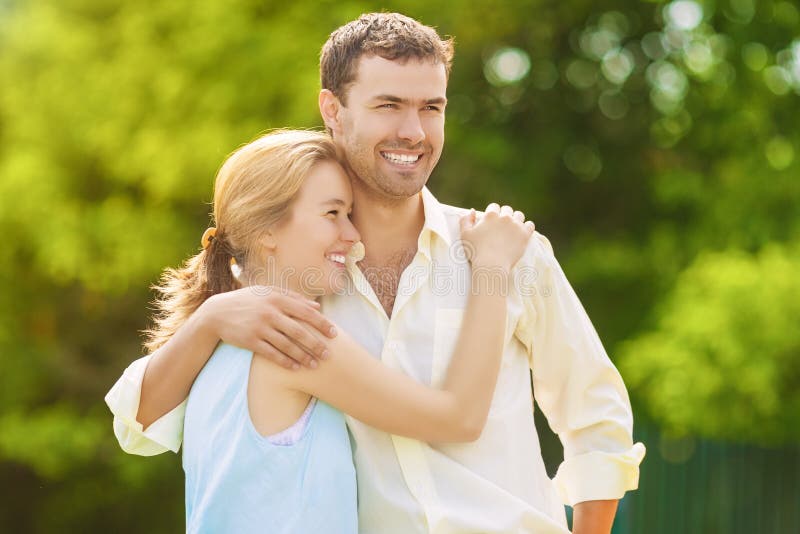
515, 234, 646, 506
104, 353, 186, 456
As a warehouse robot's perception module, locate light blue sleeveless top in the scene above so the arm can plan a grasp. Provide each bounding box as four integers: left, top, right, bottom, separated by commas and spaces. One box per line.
182, 343, 358, 534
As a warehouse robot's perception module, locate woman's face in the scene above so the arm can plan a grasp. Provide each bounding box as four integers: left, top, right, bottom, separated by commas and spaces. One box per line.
262, 160, 360, 296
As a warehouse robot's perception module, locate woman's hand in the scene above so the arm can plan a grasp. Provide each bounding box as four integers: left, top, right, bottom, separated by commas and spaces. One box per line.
459, 203, 535, 272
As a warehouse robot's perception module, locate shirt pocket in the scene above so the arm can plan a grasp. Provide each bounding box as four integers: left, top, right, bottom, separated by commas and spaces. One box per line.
431, 308, 465, 387
430, 307, 519, 416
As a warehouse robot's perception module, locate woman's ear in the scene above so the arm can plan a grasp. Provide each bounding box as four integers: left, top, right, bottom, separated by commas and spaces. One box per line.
261, 230, 278, 251
319, 89, 343, 137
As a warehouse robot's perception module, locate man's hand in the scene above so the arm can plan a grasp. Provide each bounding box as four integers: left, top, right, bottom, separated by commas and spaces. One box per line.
201, 286, 338, 370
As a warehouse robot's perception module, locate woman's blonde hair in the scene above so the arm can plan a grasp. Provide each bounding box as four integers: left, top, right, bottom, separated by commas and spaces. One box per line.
144, 129, 340, 352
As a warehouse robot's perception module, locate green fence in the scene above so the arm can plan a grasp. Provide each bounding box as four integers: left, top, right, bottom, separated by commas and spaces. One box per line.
611, 424, 800, 534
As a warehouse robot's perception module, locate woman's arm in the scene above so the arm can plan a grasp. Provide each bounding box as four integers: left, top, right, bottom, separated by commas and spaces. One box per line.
276, 207, 534, 442
287, 282, 506, 442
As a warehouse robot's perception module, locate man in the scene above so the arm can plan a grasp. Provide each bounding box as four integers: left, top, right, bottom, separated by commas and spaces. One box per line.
106, 12, 645, 534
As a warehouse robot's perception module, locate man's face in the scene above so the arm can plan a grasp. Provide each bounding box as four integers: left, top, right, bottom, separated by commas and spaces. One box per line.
334, 56, 447, 202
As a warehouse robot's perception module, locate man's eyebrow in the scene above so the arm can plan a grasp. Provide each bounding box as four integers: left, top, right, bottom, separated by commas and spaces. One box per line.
371, 95, 448, 105
372, 94, 405, 103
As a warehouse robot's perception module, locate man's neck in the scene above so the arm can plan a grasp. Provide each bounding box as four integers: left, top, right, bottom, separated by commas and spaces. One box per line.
350, 185, 426, 264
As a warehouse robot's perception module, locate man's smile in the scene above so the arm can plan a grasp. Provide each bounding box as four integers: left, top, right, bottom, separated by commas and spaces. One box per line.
380, 150, 424, 167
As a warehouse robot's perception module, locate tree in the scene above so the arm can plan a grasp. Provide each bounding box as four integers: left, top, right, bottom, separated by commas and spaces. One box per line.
618, 244, 800, 446
0, 0, 798, 530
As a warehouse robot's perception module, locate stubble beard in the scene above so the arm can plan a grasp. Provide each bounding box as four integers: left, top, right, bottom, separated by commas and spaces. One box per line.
346, 144, 437, 205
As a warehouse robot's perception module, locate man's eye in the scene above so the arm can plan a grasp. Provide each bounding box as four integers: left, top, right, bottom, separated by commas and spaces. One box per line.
327, 210, 339, 217
378, 103, 397, 109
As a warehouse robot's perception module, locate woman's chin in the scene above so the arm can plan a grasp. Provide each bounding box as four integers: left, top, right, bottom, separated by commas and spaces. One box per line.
292, 263, 350, 297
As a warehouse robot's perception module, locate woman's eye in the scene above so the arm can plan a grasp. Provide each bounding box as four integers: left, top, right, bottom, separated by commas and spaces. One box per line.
326, 210, 339, 217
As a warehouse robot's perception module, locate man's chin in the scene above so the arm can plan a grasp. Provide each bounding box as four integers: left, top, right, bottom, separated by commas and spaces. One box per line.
375, 172, 429, 197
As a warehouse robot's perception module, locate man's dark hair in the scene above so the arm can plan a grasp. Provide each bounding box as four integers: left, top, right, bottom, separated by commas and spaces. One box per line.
320, 12, 454, 105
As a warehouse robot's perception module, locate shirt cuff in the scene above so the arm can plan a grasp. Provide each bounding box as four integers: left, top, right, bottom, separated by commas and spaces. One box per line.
104, 355, 185, 455
552, 442, 646, 506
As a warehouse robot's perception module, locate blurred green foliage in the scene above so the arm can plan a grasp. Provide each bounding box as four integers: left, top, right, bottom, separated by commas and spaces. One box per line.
620, 244, 800, 445
0, 0, 798, 530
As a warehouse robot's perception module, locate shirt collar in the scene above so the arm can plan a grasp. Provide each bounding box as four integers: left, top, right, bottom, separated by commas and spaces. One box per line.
346, 187, 451, 264
419, 186, 452, 249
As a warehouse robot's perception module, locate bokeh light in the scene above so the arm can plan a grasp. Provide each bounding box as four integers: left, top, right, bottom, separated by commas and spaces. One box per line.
765, 136, 795, 170
566, 58, 598, 89
484, 47, 531, 86
741, 43, 769, 71
664, 0, 704, 32
602, 48, 635, 85
647, 61, 689, 113
563, 143, 602, 180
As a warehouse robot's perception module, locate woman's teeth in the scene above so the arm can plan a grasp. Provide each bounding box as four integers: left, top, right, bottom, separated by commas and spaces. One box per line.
327, 254, 346, 265
381, 152, 420, 165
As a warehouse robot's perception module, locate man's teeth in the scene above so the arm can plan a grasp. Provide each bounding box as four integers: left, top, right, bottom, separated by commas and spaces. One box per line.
382, 152, 420, 165
327, 254, 346, 264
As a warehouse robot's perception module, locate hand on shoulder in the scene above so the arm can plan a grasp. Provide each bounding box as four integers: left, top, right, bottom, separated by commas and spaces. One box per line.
459, 203, 536, 271
200, 286, 337, 370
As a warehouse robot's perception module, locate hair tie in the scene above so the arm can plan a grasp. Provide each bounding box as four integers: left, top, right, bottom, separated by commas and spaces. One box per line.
201, 227, 217, 249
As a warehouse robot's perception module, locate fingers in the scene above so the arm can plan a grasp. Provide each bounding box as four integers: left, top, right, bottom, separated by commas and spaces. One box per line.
485, 203, 523, 221
283, 295, 337, 340
280, 287, 322, 309
265, 324, 319, 368
253, 341, 300, 371
245, 290, 334, 371
524, 220, 536, 234
276, 312, 332, 362
279, 311, 331, 362
459, 208, 477, 233
470, 203, 536, 244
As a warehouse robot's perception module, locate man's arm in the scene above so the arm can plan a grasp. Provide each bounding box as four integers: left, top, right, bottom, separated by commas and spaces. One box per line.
515, 234, 645, 526
106, 286, 337, 454
138, 287, 336, 428
572, 500, 618, 534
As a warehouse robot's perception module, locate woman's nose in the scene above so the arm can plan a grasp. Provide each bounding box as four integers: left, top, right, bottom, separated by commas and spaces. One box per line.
341, 217, 361, 244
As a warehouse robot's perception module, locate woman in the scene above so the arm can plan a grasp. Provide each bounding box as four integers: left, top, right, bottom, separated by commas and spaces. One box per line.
145, 130, 534, 533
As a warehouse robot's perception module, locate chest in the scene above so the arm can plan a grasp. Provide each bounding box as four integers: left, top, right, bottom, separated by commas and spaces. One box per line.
357, 248, 417, 317
325, 250, 528, 380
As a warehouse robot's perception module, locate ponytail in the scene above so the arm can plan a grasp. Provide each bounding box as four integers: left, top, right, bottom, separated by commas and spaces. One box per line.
143, 228, 238, 353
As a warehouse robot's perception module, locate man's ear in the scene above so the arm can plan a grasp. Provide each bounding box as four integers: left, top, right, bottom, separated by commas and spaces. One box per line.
319, 89, 343, 136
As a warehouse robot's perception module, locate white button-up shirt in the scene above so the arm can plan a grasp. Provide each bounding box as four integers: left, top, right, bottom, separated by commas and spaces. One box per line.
106, 187, 645, 533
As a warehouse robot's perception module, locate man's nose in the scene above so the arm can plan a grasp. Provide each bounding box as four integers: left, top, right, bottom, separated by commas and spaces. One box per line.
397, 111, 426, 146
